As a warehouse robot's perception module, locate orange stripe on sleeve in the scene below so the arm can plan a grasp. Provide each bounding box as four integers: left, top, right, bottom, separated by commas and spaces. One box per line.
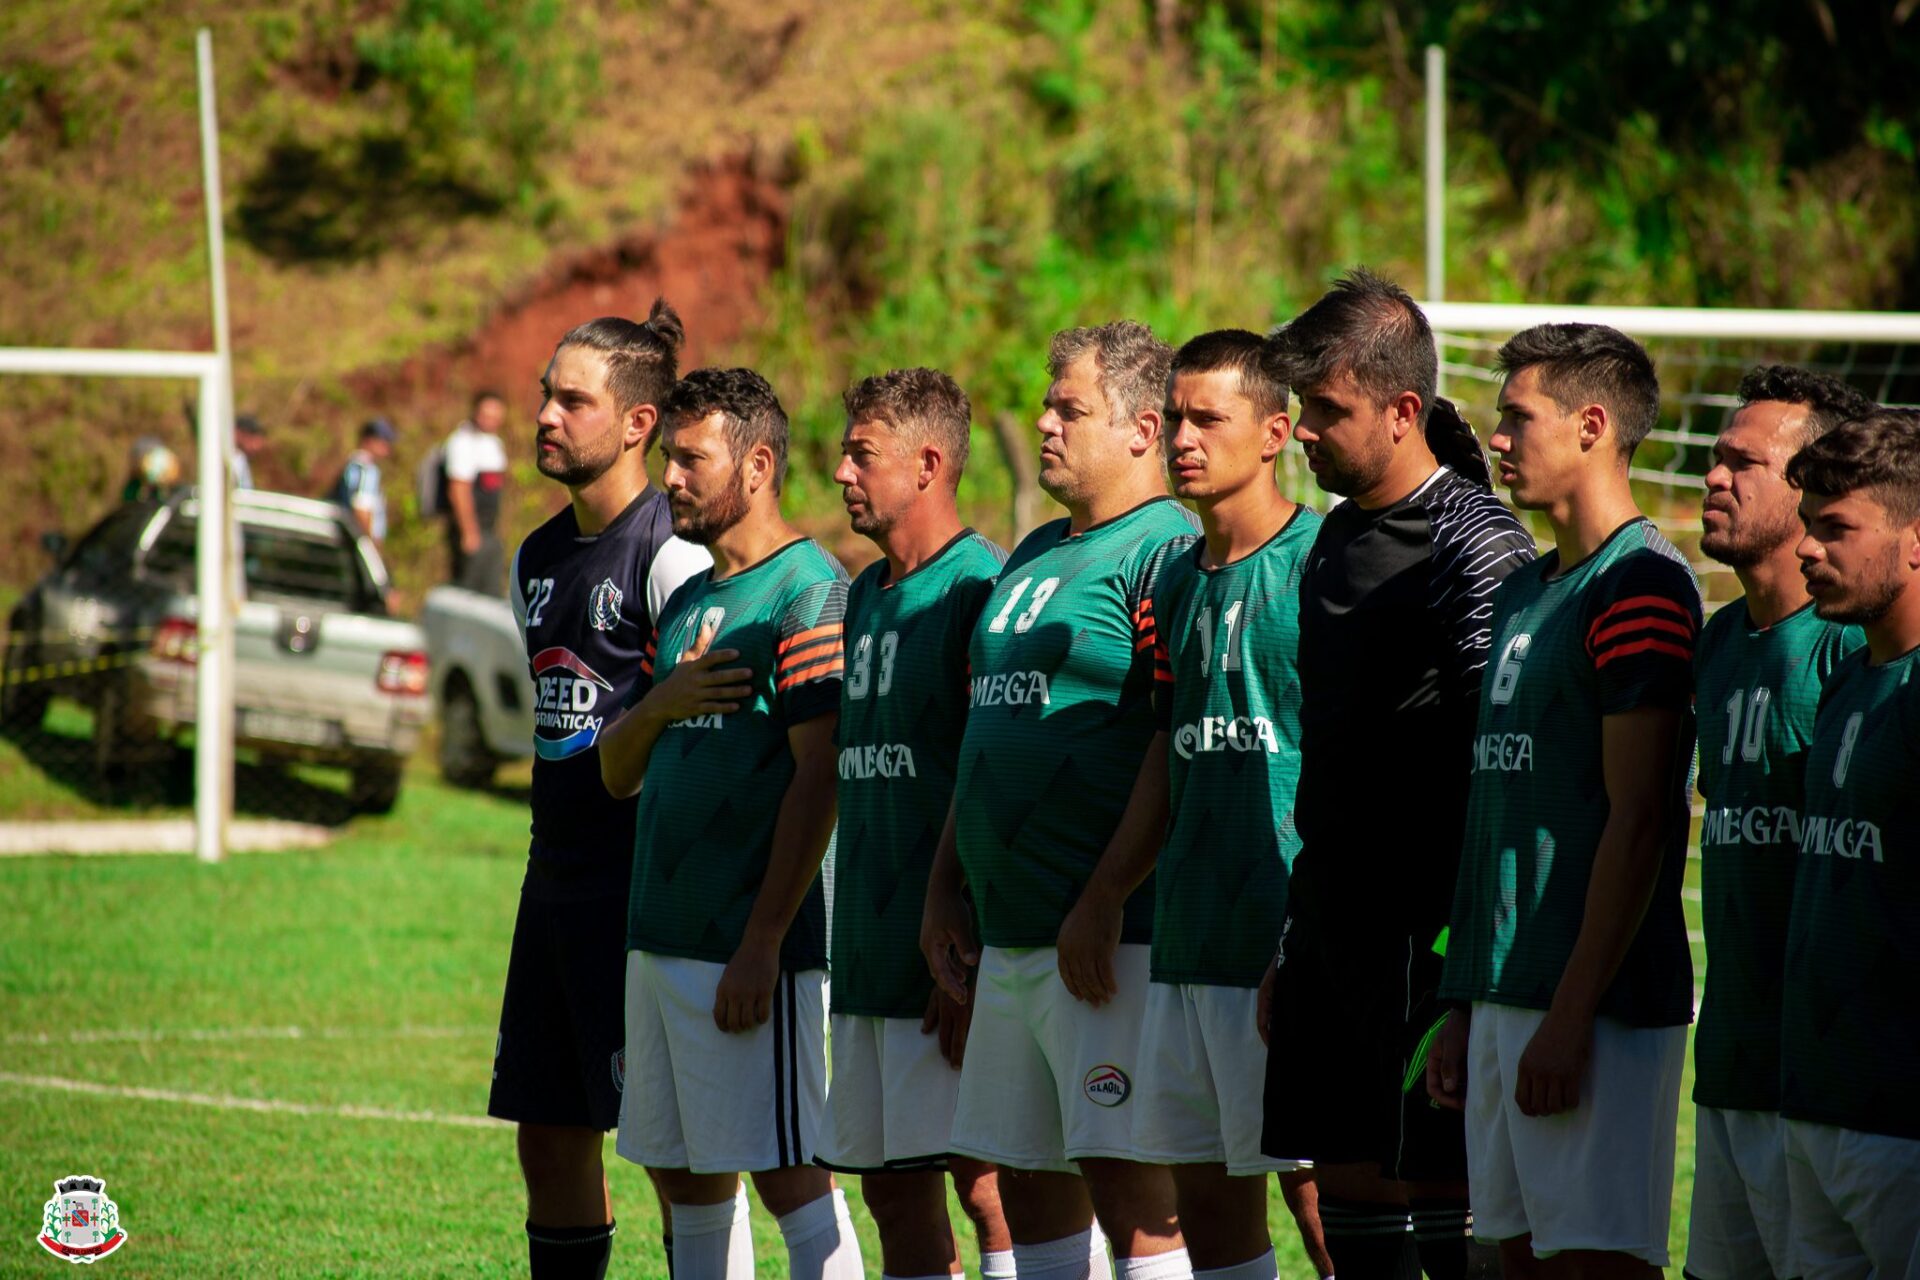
777, 623, 842, 655
776, 657, 844, 691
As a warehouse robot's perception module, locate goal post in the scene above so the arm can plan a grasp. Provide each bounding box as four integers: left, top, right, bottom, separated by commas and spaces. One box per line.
0, 347, 235, 862
1411, 301, 1920, 605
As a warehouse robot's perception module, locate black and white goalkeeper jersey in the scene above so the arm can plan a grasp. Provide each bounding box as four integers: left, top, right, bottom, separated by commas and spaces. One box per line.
1288, 465, 1538, 939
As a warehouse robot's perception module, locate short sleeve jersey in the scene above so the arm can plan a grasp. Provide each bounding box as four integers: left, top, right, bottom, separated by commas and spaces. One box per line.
832, 531, 1005, 1018
1781, 644, 1920, 1140
1440, 518, 1701, 1027
954, 497, 1200, 948
1291, 467, 1538, 942
1149, 506, 1322, 987
509, 489, 691, 870
1693, 602, 1863, 1111
626, 539, 849, 971
443, 423, 508, 531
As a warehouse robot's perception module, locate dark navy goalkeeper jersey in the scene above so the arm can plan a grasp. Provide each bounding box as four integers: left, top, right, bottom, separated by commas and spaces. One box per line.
510, 488, 709, 868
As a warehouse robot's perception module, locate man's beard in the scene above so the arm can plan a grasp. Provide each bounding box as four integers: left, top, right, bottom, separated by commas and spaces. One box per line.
672, 473, 751, 546
537, 435, 620, 488
848, 503, 892, 537
1813, 546, 1908, 625
1701, 503, 1800, 569
1308, 445, 1388, 498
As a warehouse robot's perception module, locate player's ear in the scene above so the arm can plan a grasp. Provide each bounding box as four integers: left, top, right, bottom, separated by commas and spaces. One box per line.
1389, 391, 1422, 443
1262, 411, 1291, 463
1578, 402, 1610, 455
625, 403, 658, 451
1132, 407, 1164, 458
748, 441, 777, 494
918, 443, 943, 491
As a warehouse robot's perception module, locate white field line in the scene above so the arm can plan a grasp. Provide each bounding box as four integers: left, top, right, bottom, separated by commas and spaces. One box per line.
4, 1024, 491, 1047
0, 1072, 507, 1131
0, 820, 332, 857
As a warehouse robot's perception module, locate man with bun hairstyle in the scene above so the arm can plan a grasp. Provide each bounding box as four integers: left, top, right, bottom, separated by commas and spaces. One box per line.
489, 300, 711, 1278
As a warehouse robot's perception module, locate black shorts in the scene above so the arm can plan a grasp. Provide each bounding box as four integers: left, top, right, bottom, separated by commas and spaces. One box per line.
486, 857, 630, 1130
1261, 914, 1467, 1183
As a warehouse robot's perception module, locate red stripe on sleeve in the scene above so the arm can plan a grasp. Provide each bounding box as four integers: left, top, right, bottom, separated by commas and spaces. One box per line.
1590, 613, 1696, 650
1593, 637, 1693, 669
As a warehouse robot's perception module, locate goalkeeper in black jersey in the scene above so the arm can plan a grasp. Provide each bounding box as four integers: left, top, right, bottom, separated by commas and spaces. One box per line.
1260, 271, 1533, 1280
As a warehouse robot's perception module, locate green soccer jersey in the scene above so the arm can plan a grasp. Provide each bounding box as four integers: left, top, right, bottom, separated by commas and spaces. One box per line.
1441, 518, 1701, 1026
1149, 507, 1322, 987
1781, 643, 1920, 1140
832, 530, 1005, 1018
954, 497, 1200, 948
627, 538, 848, 971
1693, 601, 1863, 1112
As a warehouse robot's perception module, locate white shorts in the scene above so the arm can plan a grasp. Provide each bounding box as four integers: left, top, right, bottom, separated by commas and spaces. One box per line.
1687, 1106, 1793, 1280
1783, 1118, 1920, 1280
1464, 1002, 1685, 1267
1131, 981, 1304, 1176
950, 944, 1151, 1172
815, 1013, 962, 1170
615, 950, 826, 1174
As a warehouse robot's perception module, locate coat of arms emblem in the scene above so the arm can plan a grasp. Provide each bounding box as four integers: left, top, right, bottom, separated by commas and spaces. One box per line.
38, 1175, 126, 1264
587, 579, 624, 632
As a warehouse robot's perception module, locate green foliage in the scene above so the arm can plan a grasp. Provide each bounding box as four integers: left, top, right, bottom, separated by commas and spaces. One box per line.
355, 0, 598, 208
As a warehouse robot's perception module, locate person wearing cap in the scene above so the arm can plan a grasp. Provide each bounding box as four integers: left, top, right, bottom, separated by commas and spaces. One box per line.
233, 414, 268, 491
334, 418, 396, 546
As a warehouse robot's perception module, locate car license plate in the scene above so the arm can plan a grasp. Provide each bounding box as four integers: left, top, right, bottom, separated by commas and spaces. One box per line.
240, 709, 341, 747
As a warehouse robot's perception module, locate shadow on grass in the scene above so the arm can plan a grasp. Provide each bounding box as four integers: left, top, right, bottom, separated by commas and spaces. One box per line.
1, 710, 359, 827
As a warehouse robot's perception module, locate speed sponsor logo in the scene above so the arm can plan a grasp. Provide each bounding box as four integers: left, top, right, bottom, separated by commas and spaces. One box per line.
530, 646, 614, 760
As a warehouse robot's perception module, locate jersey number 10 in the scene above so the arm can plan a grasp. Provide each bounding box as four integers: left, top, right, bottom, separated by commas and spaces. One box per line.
1721, 687, 1772, 765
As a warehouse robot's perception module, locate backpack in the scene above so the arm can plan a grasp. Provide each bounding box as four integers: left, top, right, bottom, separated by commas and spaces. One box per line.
415, 443, 449, 520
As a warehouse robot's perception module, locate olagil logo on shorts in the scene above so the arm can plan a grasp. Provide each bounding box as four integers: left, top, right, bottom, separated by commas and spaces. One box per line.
1083, 1065, 1131, 1108
38, 1176, 125, 1264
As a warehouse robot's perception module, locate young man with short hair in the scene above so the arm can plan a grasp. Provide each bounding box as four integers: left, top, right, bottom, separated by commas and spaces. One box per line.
923, 321, 1198, 1280
1684, 366, 1871, 1280
1262, 270, 1534, 1280
1124, 329, 1329, 1280
1780, 408, 1920, 1279
600, 367, 862, 1280
819, 367, 1015, 1280
1432, 323, 1701, 1278
488, 302, 710, 1280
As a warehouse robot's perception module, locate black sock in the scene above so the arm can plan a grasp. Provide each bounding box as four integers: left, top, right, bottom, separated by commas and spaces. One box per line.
525, 1219, 615, 1280
1409, 1198, 1473, 1280
663, 1233, 674, 1280
1319, 1197, 1420, 1280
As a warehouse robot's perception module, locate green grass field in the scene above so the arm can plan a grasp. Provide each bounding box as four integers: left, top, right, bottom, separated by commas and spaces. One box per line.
0, 711, 1703, 1278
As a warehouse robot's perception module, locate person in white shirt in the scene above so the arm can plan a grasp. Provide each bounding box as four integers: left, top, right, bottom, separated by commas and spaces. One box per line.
445, 390, 510, 593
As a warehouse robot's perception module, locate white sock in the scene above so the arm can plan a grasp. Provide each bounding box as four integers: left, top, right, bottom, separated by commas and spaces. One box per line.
1192, 1250, 1277, 1280
981, 1248, 1018, 1280
1090, 1221, 1112, 1277
1115, 1247, 1191, 1280
669, 1186, 754, 1280
1016, 1227, 1104, 1280
777, 1188, 865, 1280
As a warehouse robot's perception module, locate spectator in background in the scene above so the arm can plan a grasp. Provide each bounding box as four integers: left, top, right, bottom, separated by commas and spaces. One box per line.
233, 414, 267, 490
122, 436, 181, 502
334, 418, 397, 547
445, 390, 509, 594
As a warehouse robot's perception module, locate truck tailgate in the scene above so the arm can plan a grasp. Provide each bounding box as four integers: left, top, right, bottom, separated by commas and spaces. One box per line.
233, 603, 428, 750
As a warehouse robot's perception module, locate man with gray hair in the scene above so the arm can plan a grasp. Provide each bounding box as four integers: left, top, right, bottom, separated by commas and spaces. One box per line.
924, 321, 1200, 1280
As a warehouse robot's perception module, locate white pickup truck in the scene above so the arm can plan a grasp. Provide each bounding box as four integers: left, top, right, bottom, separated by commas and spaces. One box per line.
419, 584, 533, 787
